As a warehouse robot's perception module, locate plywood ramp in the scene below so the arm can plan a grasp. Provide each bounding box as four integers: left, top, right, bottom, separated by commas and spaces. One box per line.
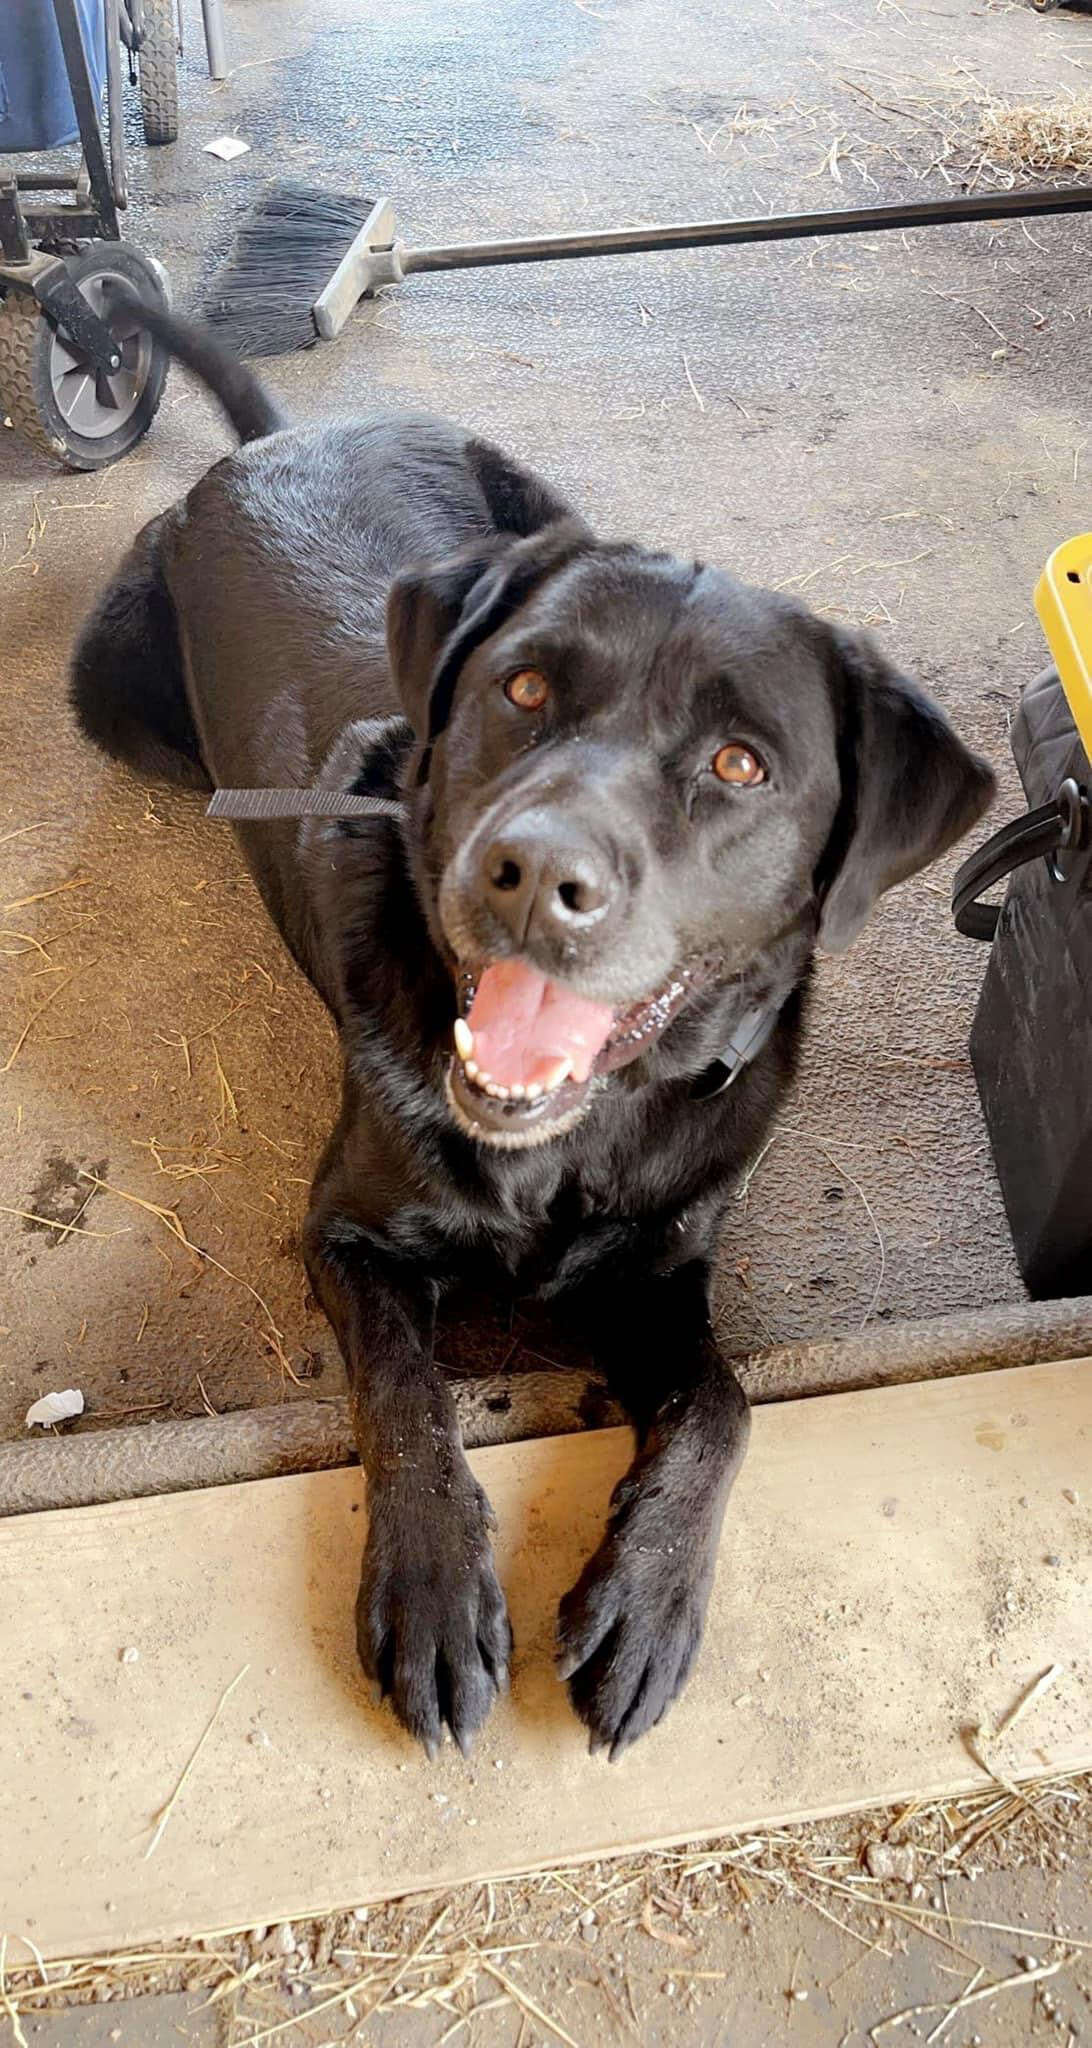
2, 1361, 1089, 1961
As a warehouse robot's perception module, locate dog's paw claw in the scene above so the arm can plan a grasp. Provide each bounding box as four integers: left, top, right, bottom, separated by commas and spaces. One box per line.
356, 1486, 511, 1759
558, 1534, 709, 1757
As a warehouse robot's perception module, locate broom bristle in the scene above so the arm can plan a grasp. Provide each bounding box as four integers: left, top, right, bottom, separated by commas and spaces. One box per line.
201, 182, 376, 358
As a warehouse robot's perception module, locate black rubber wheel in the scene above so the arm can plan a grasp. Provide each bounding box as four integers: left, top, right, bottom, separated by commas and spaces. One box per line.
137, 0, 180, 145
1030, 0, 1061, 12
0, 245, 170, 471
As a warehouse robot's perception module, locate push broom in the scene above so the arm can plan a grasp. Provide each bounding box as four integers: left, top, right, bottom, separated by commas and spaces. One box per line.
202, 178, 1092, 360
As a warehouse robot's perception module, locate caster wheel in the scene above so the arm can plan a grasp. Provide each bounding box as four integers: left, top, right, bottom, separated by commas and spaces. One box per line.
1030, 0, 1062, 13
0, 244, 170, 471
137, 0, 180, 144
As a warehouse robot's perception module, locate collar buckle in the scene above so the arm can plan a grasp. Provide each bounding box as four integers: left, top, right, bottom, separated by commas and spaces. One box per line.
690, 998, 781, 1100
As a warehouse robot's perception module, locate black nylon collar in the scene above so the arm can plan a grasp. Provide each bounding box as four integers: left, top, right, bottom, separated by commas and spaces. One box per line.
689, 995, 782, 1099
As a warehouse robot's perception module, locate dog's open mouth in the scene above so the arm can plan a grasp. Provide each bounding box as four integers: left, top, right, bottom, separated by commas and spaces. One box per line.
446, 956, 710, 1147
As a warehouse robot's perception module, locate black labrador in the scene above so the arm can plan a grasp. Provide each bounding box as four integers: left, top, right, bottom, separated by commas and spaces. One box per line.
71, 304, 994, 1759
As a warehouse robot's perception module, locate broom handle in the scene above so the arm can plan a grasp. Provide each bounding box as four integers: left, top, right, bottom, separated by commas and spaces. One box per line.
400, 183, 1092, 275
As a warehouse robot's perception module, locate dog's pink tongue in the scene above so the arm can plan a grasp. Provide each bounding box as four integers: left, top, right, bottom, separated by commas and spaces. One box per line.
467, 960, 614, 1090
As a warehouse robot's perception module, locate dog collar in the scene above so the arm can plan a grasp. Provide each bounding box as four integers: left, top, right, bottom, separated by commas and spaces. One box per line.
689, 996, 782, 1100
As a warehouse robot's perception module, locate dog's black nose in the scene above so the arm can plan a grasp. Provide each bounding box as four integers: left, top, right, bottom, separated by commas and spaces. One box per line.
482, 819, 615, 943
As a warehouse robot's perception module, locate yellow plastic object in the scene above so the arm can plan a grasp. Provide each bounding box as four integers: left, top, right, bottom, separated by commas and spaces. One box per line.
1034, 535, 1092, 763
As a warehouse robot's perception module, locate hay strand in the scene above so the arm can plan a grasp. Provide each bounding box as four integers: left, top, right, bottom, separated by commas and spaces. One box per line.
979, 99, 1092, 174
145, 1666, 249, 1858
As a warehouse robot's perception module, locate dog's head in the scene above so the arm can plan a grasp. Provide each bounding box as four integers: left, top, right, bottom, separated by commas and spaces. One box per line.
387, 520, 994, 1148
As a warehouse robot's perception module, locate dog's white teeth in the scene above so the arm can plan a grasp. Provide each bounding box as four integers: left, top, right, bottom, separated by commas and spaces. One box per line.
453, 1033, 564, 1107
460, 1062, 560, 1105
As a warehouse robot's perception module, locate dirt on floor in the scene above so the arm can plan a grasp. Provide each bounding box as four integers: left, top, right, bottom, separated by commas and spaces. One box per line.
6, 1778, 1091, 2046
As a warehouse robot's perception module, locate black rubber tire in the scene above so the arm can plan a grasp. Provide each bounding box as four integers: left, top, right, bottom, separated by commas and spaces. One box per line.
137, 0, 180, 145
0, 293, 55, 460
0, 246, 170, 472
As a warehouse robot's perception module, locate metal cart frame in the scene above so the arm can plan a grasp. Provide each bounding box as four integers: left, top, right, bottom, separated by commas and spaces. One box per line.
0, 0, 181, 466
1, 0, 131, 380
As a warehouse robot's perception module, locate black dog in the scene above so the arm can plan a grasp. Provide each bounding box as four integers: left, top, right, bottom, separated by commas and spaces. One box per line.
72, 305, 994, 1759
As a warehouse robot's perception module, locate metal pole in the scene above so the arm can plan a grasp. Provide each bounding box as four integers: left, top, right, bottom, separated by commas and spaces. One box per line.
201, 0, 228, 79
50, 0, 119, 239
0, 179, 31, 265
103, 0, 128, 210
402, 182, 1092, 279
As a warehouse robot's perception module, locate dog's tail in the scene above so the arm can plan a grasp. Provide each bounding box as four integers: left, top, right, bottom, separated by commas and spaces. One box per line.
117, 289, 285, 445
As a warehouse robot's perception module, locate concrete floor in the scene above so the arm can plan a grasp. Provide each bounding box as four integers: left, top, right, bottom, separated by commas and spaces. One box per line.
13, 1821, 1092, 2046
6, 0, 1092, 1438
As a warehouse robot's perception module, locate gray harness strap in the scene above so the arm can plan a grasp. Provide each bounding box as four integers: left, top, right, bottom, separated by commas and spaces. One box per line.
207, 788, 404, 822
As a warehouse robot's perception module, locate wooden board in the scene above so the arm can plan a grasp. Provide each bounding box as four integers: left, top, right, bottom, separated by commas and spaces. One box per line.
1, 1361, 1089, 1962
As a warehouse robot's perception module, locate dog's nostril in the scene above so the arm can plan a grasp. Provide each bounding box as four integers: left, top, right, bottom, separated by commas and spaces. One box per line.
482, 835, 611, 924
556, 870, 610, 919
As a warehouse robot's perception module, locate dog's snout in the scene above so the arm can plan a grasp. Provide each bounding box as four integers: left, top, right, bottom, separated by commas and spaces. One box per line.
481, 821, 615, 943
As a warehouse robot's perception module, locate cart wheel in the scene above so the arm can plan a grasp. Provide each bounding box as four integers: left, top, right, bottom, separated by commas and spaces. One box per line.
0, 246, 170, 472
1030, 0, 1062, 12
137, 0, 180, 145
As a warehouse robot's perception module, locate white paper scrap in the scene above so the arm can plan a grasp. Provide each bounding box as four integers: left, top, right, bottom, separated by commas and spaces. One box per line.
203, 135, 250, 161
26, 1388, 85, 1429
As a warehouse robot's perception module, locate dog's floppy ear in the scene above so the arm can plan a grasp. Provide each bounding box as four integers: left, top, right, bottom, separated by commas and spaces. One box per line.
817, 630, 995, 952
386, 517, 592, 762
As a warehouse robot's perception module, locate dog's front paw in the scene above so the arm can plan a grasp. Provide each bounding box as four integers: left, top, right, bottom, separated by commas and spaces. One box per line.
357, 1478, 512, 1758
557, 1527, 714, 1760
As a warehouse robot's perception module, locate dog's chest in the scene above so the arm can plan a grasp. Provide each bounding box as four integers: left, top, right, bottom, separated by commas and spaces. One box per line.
462, 1090, 736, 1287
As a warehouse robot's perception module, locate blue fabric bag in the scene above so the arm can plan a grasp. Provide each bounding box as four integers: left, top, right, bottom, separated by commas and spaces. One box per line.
0, 0, 107, 155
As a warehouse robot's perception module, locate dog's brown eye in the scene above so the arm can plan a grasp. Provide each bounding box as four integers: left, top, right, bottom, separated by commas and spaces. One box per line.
504, 668, 550, 711
712, 742, 766, 787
